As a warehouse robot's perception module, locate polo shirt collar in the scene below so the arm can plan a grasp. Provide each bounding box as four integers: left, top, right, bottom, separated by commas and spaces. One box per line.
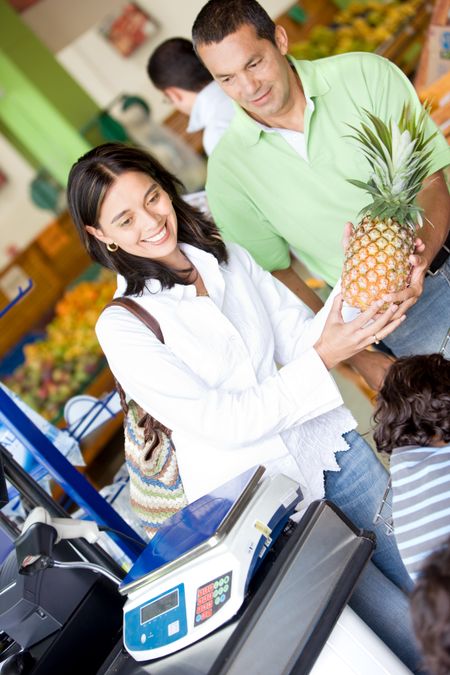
289, 57, 330, 100
233, 104, 262, 147
233, 57, 330, 148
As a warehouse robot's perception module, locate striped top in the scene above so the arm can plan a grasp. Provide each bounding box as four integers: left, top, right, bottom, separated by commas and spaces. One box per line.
390, 444, 450, 581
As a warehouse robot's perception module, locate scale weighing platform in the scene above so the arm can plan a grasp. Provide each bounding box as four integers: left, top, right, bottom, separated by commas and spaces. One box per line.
99, 468, 411, 675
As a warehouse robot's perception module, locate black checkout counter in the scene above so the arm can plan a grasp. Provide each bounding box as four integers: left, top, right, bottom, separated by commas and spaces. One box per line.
0, 445, 376, 675
98, 501, 374, 675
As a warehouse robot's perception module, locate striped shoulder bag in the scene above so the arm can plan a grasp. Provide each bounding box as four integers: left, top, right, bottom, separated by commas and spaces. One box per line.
104, 297, 187, 539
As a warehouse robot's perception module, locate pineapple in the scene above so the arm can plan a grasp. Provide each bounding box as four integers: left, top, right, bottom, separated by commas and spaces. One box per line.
342, 104, 435, 311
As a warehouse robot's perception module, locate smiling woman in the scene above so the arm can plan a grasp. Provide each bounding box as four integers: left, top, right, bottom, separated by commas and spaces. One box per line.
86, 173, 180, 265
67, 143, 227, 296
66, 140, 421, 672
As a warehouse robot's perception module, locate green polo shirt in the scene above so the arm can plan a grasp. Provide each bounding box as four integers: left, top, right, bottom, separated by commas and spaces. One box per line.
206, 52, 450, 285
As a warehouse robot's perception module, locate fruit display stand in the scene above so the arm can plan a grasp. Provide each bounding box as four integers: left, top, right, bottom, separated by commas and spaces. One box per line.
417, 70, 450, 143
2, 271, 122, 489
163, 110, 204, 156
414, 0, 450, 90
285, 0, 433, 77
414, 0, 450, 145
4, 272, 116, 422
0, 212, 91, 358
0, 213, 122, 490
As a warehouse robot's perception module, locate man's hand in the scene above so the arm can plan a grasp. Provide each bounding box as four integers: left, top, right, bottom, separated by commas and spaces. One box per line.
342, 221, 354, 252
346, 349, 394, 392
381, 237, 427, 320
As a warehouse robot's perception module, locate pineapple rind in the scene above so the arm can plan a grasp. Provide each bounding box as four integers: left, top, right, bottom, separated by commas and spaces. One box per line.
342, 217, 415, 311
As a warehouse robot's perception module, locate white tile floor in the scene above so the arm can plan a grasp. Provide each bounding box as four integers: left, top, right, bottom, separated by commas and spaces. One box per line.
332, 367, 376, 451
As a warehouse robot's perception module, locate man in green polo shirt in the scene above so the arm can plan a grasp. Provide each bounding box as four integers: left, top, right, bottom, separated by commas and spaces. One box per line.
192, 0, 450, 365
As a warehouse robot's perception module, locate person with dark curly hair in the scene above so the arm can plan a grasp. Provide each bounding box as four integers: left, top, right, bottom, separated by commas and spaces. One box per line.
410, 537, 450, 675
373, 353, 450, 581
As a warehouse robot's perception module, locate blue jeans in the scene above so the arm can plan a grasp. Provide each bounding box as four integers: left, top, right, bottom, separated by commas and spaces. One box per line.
324, 430, 423, 673
382, 257, 450, 356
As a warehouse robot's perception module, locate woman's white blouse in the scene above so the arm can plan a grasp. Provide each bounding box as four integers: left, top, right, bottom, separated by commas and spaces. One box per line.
96, 243, 356, 505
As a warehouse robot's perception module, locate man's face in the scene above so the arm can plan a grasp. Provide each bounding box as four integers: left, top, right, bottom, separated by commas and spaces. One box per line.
197, 23, 292, 122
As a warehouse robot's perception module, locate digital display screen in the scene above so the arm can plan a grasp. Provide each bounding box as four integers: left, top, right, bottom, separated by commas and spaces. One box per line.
141, 589, 179, 625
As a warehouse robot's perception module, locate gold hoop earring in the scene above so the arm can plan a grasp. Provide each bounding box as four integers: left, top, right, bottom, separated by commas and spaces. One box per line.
106, 242, 118, 252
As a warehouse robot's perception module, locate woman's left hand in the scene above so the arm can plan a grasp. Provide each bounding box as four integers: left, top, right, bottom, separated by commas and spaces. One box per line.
314, 293, 406, 371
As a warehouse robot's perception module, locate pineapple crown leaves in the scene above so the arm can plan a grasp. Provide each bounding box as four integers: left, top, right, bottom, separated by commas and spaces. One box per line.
345, 104, 437, 229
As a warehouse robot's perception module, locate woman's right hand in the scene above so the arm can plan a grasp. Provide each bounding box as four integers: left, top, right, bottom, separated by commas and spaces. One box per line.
314, 293, 406, 370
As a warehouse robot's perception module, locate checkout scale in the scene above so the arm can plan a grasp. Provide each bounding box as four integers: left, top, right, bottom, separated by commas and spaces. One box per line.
120, 465, 300, 659
103, 467, 411, 674
1, 466, 412, 674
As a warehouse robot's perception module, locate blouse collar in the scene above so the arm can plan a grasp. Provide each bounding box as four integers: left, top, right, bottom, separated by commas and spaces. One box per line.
116, 243, 227, 308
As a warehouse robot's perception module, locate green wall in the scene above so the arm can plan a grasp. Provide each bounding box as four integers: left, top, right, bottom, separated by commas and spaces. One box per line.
0, 0, 99, 185
0, 52, 92, 185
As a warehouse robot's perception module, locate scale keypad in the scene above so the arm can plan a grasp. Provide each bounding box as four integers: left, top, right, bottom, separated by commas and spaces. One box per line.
194, 571, 232, 626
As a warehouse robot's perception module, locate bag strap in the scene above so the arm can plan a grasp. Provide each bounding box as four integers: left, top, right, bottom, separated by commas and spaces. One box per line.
105, 297, 164, 343
102, 297, 171, 442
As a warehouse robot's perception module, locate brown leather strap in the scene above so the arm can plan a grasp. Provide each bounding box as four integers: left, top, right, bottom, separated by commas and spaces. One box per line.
102, 297, 171, 440
105, 297, 164, 343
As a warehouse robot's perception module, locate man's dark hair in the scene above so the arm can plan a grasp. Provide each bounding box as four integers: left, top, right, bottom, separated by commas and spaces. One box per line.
147, 38, 212, 92
410, 540, 450, 675
192, 0, 276, 50
373, 353, 450, 454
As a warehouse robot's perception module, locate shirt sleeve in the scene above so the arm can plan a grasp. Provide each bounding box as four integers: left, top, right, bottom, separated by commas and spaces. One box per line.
96, 306, 343, 450
230, 244, 339, 365
206, 152, 291, 272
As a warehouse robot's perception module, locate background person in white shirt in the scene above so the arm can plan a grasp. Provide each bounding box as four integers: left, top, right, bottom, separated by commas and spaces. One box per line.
147, 37, 235, 156
67, 143, 421, 672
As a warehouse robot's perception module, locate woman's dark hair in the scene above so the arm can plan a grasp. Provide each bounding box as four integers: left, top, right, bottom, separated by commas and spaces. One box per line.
192, 0, 276, 50
373, 353, 450, 454
67, 142, 227, 296
147, 38, 212, 92
410, 539, 450, 675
